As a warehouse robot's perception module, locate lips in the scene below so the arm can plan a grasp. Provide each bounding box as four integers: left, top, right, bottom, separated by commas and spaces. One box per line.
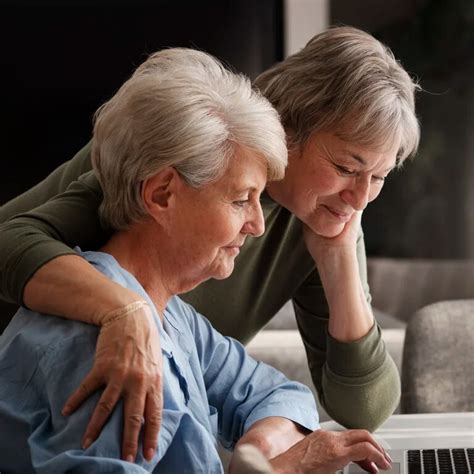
223, 240, 245, 253
224, 246, 241, 256
322, 205, 353, 222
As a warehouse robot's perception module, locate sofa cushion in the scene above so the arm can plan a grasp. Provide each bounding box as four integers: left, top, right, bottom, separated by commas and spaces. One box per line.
247, 327, 406, 421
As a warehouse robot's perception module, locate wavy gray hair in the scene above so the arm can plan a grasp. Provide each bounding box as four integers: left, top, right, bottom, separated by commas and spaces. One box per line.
92, 48, 287, 231
255, 26, 420, 163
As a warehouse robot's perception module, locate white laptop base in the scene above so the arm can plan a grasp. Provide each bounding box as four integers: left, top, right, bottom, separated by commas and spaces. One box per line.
344, 447, 473, 473
322, 413, 474, 474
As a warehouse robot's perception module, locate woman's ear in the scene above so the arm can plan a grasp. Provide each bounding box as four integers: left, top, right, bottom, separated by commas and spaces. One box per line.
142, 167, 180, 220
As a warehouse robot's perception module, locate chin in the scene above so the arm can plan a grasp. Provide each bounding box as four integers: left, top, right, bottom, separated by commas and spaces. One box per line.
317, 229, 343, 238
313, 222, 345, 238
211, 263, 235, 280
303, 211, 343, 238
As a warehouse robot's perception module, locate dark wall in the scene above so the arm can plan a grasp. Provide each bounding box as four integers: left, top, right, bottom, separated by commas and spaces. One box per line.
4, 0, 472, 259
4, 0, 283, 202
332, 0, 474, 259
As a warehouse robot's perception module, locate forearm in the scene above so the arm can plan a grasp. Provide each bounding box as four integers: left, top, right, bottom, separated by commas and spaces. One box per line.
230, 418, 307, 474
297, 225, 398, 431
236, 417, 309, 460
294, 301, 399, 430
316, 247, 400, 430
316, 247, 373, 341
23, 254, 143, 325
296, 310, 400, 431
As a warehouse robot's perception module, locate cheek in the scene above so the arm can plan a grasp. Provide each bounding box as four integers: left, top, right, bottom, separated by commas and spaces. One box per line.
368, 184, 384, 202
303, 171, 340, 201
209, 213, 243, 243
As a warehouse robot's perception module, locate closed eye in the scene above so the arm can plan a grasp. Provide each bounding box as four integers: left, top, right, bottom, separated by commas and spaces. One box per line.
336, 163, 388, 184
232, 200, 249, 208
336, 165, 358, 176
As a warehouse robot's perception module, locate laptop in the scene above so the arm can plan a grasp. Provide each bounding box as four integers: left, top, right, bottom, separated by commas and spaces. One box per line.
328, 412, 474, 474
341, 447, 473, 473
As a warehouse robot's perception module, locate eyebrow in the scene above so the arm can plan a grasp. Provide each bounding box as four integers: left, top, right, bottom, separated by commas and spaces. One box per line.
348, 153, 366, 165
348, 154, 396, 173
230, 184, 260, 194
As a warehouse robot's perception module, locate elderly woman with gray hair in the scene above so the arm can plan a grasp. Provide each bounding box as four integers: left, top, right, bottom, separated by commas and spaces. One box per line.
0, 26, 420, 466
0, 48, 392, 474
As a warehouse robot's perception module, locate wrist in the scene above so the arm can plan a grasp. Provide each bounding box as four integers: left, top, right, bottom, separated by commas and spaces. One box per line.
91, 282, 147, 326
327, 280, 374, 341
317, 250, 360, 303
317, 252, 374, 342
316, 244, 358, 274
22, 255, 147, 327
269, 454, 300, 474
239, 418, 308, 461
100, 300, 149, 327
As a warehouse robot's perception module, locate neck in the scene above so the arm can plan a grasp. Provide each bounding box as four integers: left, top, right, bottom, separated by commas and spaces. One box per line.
100, 222, 173, 315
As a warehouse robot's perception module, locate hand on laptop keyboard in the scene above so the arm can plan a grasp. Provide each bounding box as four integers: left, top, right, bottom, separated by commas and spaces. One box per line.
269, 428, 392, 473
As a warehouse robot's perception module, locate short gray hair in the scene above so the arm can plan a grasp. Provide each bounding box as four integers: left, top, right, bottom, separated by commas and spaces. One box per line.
92, 48, 287, 231
255, 26, 420, 163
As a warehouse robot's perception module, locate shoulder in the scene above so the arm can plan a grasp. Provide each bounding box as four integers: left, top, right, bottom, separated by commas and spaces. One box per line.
0, 307, 98, 386
77, 249, 134, 289
60, 140, 94, 182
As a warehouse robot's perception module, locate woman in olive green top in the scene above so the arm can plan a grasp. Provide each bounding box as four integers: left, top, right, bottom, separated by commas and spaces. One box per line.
0, 26, 420, 463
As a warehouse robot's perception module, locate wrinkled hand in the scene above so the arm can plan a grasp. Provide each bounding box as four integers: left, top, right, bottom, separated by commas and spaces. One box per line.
270, 429, 392, 474
62, 304, 163, 462
303, 211, 362, 264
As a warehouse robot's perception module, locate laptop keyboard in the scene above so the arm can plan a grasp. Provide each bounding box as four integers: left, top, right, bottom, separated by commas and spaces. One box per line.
408, 448, 474, 473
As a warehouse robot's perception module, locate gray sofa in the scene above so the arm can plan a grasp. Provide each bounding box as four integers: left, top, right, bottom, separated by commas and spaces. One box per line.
246, 257, 474, 422
401, 299, 474, 414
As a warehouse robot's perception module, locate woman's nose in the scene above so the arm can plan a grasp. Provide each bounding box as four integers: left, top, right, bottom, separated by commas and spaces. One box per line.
243, 202, 265, 237
341, 177, 371, 211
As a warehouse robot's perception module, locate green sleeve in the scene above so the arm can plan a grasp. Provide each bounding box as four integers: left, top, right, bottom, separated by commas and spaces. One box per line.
292, 229, 401, 432
0, 141, 94, 221
0, 142, 110, 306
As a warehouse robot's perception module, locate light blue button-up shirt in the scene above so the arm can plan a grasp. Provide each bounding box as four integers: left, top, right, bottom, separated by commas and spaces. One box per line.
0, 250, 318, 473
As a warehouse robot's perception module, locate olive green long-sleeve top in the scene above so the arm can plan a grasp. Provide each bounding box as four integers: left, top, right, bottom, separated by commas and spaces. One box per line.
0, 141, 400, 431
